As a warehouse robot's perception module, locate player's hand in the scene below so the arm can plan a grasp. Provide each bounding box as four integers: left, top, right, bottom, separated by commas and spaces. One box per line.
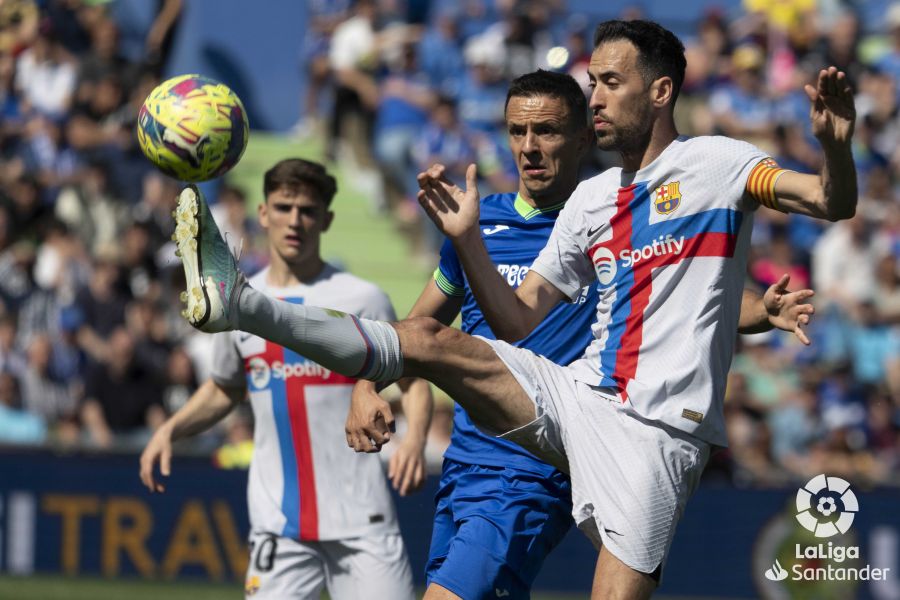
417, 163, 481, 241
804, 67, 855, 147
388, 436, 426, 496
139, 424, 174, 493
345, 381, 394, 453
764, 274, 815, 345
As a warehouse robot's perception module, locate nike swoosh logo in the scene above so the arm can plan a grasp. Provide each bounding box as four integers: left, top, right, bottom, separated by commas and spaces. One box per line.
587, 224, 604, 237
239, 333, 252, 343
495, 589, 510, 598
604, 528, 624, 537
483, 225, 510, 235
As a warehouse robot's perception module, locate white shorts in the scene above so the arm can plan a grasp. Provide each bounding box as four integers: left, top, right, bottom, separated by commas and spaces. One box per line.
484, 338, 710, 576
244, 530, 414, 600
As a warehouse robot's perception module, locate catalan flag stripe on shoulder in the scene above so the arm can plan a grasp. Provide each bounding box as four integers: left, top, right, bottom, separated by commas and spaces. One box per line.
746, 158, 789, 210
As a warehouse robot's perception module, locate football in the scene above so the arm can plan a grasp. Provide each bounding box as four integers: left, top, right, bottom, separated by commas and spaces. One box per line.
137, 74, 249, 182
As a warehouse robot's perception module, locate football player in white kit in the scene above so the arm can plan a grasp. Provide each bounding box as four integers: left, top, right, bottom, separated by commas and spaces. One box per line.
170, 20, 855, 600
141, 158, 417, 600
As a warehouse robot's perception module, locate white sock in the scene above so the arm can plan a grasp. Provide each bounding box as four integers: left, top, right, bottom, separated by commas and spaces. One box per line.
236, 284, 403, 381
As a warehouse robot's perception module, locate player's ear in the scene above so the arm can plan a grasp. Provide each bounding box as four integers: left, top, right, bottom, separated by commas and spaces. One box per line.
258, 200, 269, 229
651, 76, 674, 109
322, 209, 334, 232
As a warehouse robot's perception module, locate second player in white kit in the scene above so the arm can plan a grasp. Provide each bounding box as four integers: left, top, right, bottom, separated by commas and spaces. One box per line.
142, 158, 414, 600
212, 266, 413, 599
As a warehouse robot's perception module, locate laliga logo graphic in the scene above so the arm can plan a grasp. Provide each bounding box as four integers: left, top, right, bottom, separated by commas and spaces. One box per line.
248, 357, 271, 390
592, 247, 617, 286
758, 475, 889, 586
795, 474, 858, 538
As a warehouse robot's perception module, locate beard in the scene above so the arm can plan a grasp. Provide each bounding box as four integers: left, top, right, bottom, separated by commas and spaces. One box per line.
594, 102, 654, 155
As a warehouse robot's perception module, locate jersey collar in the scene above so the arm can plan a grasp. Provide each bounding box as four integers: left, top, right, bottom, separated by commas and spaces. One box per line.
513, 193, 567, 220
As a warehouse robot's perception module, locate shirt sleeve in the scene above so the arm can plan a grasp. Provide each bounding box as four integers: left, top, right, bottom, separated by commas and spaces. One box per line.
433, 237, 466, 297
745, 157, 792, 211
705, 137, 776, 213
529, 188, 595, 301
209, 332, 246, 389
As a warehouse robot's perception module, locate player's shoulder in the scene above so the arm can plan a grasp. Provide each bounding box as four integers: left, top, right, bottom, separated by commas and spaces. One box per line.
247, 267, 269, 289
573, 168, 623, 199
323, 264, 391, 303
679, 135, 767, 162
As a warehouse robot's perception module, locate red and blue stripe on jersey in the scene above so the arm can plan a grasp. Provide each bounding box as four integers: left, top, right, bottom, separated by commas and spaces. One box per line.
587, 182, 743, 400
245, 297, 355, 541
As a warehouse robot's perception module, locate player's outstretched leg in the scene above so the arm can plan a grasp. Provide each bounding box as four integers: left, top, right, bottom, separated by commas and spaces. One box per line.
174, 185, 537, 435
174, 183, 402, 380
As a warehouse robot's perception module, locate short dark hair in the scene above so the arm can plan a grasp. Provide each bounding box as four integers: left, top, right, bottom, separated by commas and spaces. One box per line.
592, 20, 686, 103
504, 69, 588, 130
263, 158, 337, 207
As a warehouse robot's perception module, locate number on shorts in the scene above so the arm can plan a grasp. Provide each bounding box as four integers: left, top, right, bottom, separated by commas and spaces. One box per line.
254, 535, 277, 573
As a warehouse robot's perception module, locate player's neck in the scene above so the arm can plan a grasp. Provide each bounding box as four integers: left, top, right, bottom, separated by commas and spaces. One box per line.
267, 255, 327, 288
620, 121, 679, 173
518, 185, 576, 210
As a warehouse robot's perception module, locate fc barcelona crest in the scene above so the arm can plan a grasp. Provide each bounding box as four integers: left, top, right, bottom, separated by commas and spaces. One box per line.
654, 181, 681, 214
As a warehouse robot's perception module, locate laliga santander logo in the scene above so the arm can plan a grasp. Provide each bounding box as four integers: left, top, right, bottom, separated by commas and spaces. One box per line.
795, 474, 858, 538
592, 247, 617, 286
758, 474, 888, 586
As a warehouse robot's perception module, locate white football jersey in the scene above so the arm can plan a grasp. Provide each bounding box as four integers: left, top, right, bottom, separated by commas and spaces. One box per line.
211, 264, 399, 541
531, 136, 772, 447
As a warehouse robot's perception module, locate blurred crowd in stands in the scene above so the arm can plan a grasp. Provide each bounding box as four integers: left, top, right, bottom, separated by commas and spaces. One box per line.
0, 0, 897, 488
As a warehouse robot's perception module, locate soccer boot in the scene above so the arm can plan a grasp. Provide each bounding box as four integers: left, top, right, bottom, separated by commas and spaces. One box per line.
173, 184, 244, 332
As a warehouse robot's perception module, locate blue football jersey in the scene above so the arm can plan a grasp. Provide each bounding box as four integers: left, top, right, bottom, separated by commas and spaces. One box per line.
434, 193, 598, 474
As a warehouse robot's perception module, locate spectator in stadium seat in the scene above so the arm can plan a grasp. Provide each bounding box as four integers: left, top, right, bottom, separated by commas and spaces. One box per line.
457, 33, 508, 135
411, 96, 478, 258
73, 253, 126, 362
418, 9, 465, 97
804, 9, 862, 91
375, 39, 435, 216
0, 314, 26, 378
812, 212, 887, 316
845, 299, 900, 387
768, 381, 822, 471
751, 230, 810, 290
81, 326, 164, 449
328, 0, 379, 166
125, 298, 172, 380
0, 370, 45, 445
866, 388, 900, 459
21, 333, 76, 426
709, 44, 777, 148
14, 19, 76, 118
54, 161, 126, 257
876, 3, 900, 96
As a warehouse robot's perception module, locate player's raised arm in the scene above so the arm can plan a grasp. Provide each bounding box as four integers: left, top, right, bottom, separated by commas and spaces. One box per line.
139, 379, 245, 493
763, 67, 857, 221
418, 163, 565, 341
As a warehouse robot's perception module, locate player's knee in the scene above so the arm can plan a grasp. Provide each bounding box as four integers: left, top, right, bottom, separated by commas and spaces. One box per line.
396, 316, 451, 364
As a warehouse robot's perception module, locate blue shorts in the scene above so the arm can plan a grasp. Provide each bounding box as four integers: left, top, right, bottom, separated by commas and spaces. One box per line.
425, 459, 573, 599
